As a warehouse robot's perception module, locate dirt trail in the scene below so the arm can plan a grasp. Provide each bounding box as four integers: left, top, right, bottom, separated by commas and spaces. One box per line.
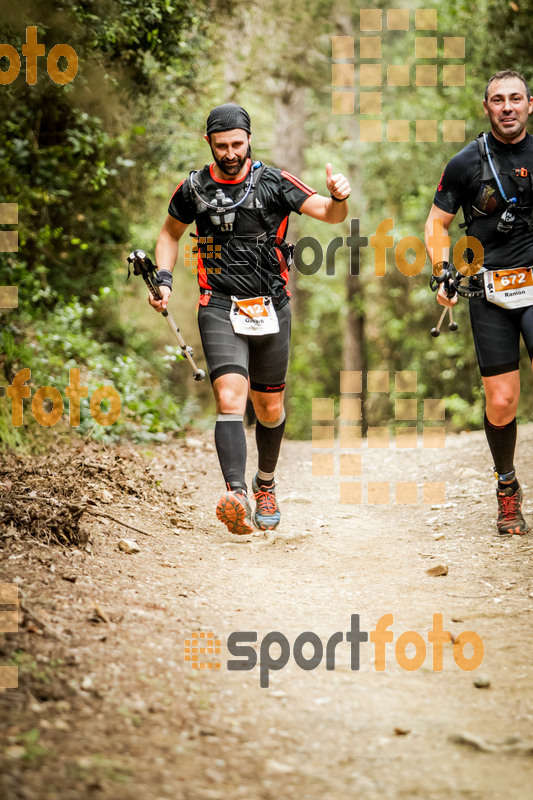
1, 426, 533, 799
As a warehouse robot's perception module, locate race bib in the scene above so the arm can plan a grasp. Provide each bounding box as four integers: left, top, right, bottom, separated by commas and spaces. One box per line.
230, 296, 280, 336
484, 267, 533, 310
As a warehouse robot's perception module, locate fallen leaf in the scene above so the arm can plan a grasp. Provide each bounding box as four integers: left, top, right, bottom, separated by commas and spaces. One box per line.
426, 564, 448, 577
118, 539, 140, 554
394, 727, 411, 736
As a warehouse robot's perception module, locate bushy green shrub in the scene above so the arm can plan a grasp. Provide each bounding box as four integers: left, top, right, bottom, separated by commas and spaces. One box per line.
0, 290, 199, 447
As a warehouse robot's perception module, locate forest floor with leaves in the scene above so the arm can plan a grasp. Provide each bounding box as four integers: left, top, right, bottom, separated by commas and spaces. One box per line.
1, 424, 533, 800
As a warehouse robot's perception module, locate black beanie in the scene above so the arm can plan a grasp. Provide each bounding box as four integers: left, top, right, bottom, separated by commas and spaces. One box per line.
206, 103, 251, 135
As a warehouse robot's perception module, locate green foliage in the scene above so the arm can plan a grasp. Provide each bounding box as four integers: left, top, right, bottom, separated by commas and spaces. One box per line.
0, 0, 214, 449
0, 93, 126, 307
286, 271, 345, 439
0, 0, 210, 309
1, 293, 200, 444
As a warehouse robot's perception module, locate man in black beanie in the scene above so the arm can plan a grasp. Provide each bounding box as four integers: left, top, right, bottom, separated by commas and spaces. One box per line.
152, 103, 350, 535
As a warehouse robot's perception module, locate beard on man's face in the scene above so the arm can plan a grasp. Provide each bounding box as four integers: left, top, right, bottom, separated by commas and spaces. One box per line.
211, 144, 252, 176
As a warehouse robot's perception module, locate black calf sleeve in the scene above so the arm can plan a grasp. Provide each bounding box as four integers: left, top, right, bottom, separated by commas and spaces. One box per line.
484, 413, 516, 476
214, 415, 247, 491
256, 412, 286, 475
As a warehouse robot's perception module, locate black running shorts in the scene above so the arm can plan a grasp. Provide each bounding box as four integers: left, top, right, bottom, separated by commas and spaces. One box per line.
197, 296, 291, 391
468, 295, 533, 377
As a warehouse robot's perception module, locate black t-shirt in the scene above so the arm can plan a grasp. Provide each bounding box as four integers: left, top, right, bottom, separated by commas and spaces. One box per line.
433, 131, 533, 268
168, 159, 316, 297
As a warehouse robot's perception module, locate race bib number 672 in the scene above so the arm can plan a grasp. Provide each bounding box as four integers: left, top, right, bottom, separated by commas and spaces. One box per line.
484, 267, 533, 310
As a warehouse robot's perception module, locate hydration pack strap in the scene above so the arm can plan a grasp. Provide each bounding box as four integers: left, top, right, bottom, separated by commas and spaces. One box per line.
188, 162, 266, 215
476, 132, 500, 182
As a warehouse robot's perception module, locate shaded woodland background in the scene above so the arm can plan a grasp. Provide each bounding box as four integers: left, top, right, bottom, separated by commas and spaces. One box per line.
1, 0, 533, 449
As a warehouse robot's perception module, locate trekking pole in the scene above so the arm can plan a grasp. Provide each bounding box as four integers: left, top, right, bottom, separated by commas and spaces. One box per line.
430, 306, 458, 337
448, 307, 458, 331
429, 262, 486, 337
429, 264, 461, 337
127, 249, 205, 381
431, 306, 448, 338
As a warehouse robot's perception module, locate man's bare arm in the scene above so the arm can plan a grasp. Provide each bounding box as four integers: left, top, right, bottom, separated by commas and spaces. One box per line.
300, 193, 349, 223
155, 215, 190, 271
150, 215, 189, 311
424, 204, 457, 307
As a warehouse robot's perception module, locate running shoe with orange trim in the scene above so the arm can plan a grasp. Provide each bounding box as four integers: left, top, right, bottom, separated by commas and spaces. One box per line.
252, 474, 281, 530
216, 489, 253, 535
496, 484, 530, 535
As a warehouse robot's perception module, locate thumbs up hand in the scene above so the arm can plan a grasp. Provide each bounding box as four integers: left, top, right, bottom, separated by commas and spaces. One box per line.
326, 163, 351, 201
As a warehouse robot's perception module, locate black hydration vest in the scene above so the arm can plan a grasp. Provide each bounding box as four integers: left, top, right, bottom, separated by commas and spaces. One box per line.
187, 161, 293, 271
463, 133, 533, 231
188, 161, 268, 240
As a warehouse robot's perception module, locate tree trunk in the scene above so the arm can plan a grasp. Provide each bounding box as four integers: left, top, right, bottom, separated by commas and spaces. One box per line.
272, 84, 307, 317
344, 271, 366, 423
338, 13, 367, 425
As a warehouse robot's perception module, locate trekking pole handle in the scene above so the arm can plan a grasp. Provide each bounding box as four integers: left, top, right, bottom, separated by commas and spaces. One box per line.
127, 249, 163, 302
127, 249, 205, 381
